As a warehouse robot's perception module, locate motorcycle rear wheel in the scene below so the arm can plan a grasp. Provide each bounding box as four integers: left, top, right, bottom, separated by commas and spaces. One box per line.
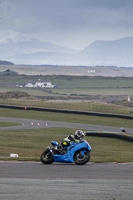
74, 149, 90, 165
41, 150, 54, 164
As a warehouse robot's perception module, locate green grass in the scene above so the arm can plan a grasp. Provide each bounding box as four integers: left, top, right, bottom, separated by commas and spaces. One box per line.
89, 136, 133, 163
1, 86, 133, 97
0, 107, 133, 128
45, 87, 133, 96
0, 127, 133, 162
0, 75, 133, 162
1, 75, 133, 88
0, 99, 132, 115
0, 121, 21, 127
0, 107, 133, 162
1, 75, 133, 99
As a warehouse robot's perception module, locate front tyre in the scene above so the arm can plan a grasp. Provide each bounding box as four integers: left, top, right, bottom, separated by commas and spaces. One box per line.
41, 150, 54, 164
74, 149, 90, 165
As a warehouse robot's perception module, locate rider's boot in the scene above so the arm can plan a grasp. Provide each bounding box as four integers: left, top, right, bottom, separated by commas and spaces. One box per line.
53, 146, 61, 154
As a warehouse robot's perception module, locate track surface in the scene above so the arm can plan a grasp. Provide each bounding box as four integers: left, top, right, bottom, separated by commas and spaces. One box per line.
0, 117, 133, 134
0, 162, 133, 200
0, 161, 133, 180
0, 117, 133, 199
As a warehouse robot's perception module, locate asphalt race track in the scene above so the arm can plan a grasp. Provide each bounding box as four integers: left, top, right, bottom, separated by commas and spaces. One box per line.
0, 116, 133, 134
0, 116, 133, 200
0, 162, 133, 200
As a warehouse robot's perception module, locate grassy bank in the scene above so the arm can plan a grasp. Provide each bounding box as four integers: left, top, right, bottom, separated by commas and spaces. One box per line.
0, 99, 133, 115
0, 107, 133, 128
0, 75, 133, 103
0, 75, 133, 162
0, 127, 133, 163
0, 121, 21, 127
0, 107, 133, 162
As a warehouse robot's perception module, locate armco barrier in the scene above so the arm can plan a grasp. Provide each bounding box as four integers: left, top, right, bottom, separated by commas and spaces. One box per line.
1, 104, 133, 119
85, 131, 133, 142
0, 105, 25, 110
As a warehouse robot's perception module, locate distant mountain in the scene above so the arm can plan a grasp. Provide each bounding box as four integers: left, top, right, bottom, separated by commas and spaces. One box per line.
1, 30, 133, 67
79, 36, 133, 67
0, 60, 14, 65
7, 52, 79, 65
0, 38, 78, 56
0, 31, 78, 59
82, 36, 133, 55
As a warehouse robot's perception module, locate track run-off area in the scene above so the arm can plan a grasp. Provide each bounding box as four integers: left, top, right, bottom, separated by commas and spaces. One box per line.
0, 116, 133, 200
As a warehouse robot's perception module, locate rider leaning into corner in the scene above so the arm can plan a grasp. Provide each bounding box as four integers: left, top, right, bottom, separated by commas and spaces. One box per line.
55, 130, 85, 154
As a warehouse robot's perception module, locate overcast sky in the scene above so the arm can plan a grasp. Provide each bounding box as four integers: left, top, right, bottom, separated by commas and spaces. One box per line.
0, 0, 133, 50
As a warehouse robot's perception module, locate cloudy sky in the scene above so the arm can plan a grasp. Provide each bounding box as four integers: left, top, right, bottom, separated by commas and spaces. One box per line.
0, 0, 133, 50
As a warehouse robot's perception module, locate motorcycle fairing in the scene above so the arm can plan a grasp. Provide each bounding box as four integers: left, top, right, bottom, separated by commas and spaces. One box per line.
53, 140, 91, 163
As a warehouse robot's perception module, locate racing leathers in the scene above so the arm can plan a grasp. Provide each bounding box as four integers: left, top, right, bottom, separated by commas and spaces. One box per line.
61, 135, 80, 148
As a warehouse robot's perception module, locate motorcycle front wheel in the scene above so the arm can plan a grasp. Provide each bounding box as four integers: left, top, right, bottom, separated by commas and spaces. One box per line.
74, 149, 90, 165
41, 150, 54, 164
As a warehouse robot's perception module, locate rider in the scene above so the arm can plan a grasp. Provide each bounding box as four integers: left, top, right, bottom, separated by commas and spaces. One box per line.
55, 130, 85, 154
61, 130, 84, 148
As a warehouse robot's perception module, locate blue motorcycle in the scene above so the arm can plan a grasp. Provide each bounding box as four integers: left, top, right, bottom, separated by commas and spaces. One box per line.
41, 139, 91, 165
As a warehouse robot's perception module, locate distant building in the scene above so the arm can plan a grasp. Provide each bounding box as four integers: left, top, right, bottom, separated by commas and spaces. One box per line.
128, 95, 131, 102
88, 70, 96, 73
25, 81, 56, 88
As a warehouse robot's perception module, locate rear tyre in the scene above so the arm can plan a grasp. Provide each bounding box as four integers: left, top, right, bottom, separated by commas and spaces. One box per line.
74, 149, 90, 165
41, 150, 54, 164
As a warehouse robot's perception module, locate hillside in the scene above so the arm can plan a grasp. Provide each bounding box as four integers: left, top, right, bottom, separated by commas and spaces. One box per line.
0, 30, 133, 67
0, 60, 14, 65
79, 36, 133, 67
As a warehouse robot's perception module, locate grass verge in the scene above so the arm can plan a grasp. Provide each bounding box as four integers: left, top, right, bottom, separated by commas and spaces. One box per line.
1, 107, 133, 128
0, 107, 133, 163
0, 99, 132, 115
0, 127, 133, 163
0, 121, 21, 127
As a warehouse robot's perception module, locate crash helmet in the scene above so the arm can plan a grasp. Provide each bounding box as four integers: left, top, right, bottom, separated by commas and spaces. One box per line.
74, 130, 84, 139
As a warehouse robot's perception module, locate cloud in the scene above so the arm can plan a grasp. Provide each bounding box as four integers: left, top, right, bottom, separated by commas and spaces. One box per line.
0, 0, 133, 49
